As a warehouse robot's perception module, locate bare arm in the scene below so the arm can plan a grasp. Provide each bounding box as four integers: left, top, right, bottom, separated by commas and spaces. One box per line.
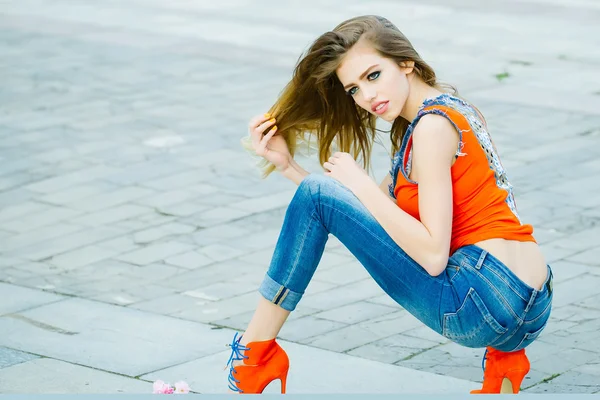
378, 173, 395, 202
353, 114, 458, 276
281, 158, 310, 185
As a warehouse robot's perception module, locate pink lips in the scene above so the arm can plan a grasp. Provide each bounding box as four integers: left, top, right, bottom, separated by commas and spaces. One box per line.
373, 101, 389, 115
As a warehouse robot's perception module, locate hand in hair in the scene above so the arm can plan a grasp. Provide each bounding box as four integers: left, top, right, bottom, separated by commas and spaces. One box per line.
323, 152, 374, 194
248, 113, 292, 171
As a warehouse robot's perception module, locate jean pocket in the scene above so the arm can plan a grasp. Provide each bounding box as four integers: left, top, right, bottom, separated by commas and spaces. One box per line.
510, 322, 548, 352
443, 288, 508, 348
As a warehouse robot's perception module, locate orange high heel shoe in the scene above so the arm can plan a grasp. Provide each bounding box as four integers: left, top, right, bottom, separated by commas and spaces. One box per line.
471, 347, 530, 394
225, 332, 290, 394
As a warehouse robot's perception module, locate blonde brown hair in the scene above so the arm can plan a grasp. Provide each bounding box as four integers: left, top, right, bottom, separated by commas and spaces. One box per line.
244, 15, 453, 177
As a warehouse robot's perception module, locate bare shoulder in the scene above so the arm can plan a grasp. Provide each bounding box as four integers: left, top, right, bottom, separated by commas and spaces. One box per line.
412, 113, 459, 160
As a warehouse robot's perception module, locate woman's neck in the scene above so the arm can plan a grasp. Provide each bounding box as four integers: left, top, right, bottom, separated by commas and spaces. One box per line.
398, 76, 443, 122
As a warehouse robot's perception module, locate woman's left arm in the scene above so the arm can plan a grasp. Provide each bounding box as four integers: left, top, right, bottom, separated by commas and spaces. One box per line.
325, 114, 457, 276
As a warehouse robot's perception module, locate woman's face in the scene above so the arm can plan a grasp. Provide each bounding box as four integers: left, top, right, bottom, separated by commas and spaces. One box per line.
336, 40, 413, 122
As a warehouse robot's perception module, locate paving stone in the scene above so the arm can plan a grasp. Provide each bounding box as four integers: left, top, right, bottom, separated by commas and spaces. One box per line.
552, 273, 600, 307
153, 201, 212, 217
0, 223, 85, 252
304, 279, 337, 295
566, 246, 600, 266
0, 298, 227, 377
300, 278, 387, 310
117, 241, 194, 265
132, 222, 196, 244
190, 224, 253, 247
0, 358, 149, 393
302, 323, 404, 353
572, 363, 600, 377
134, 189, 199, 208
550, 370, 600, 388
0, 346, 38, 369
68, 186, 157, 213
313, 301, 398, 325
171, 291, 264, 324
0, 201, 47, 223
549, 260, 594, 283
1, 206, 82, 233
25, 165, 120, 193
96, 235, 140, 253
0, 282, 65, 315
404, 325, 451, 345
195, 243, 246, 263
71, 203, 152, 226
527, 382, 600, 394
38, 181, 119, 205
224, 227, 282, 252
184, 206, 253, 227
49, 245, 123, 271
11, 226, 127, 261
140, 171, 214, 191
312, 260, 372, 285
278, 316, 348, 342
229, 190, 295, 213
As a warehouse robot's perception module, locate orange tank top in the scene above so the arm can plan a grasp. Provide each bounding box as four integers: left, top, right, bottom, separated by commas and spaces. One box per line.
389, 94, 535, 255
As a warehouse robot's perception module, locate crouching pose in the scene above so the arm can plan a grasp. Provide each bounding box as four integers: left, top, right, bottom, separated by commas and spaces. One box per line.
225, 15, 553, 395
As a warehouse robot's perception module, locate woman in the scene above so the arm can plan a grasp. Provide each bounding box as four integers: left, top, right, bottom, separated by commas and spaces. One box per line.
225, 15, 553, 395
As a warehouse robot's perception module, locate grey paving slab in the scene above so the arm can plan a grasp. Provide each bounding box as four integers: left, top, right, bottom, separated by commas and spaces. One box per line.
0, 346, 39, 369
0, 298, 227, 376
0, 358, 149, 393
140, 340, 476, 394
0, 282, 65, 315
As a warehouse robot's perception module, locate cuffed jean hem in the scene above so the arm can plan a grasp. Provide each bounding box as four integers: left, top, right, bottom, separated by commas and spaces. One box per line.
258, 273, 303, 312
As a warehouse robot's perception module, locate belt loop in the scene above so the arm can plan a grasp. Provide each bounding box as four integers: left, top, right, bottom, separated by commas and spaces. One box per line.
546, 266, 553, 294
475, 250, 488, 270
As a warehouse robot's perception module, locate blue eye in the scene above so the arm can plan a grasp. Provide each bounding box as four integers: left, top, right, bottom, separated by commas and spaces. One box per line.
346, 71, 381, 96
368, 71, 380, 80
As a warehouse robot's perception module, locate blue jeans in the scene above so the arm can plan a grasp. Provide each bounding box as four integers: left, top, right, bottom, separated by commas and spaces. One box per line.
259, 175, 553, 352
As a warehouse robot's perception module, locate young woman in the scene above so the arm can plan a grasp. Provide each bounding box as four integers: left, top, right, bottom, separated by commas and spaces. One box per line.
225, 15, 553, 395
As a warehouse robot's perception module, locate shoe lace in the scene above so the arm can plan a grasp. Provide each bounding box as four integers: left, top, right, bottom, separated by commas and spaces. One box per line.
480, 348, 488, 379
225, 332, 250, 393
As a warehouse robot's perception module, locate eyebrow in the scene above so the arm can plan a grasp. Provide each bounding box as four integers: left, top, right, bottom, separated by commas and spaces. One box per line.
343, 64, 379, 90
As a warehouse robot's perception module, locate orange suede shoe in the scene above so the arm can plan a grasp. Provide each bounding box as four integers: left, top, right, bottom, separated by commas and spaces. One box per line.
225, 333, 290, 394
471, 347, 530, 394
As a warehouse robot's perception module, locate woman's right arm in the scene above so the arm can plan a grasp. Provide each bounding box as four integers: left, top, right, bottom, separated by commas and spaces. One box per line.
282, 158, 310, 186
379, 173, 395, 202
248, 113, 311, 186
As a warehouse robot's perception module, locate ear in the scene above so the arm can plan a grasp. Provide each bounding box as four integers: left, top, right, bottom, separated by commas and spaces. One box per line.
399, 60, 415, 74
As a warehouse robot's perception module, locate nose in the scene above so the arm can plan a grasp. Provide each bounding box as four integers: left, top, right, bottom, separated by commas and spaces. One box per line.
362, 87, 376, 103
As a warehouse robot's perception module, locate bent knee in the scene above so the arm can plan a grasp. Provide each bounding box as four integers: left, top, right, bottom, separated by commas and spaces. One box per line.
298, 174, 349, 199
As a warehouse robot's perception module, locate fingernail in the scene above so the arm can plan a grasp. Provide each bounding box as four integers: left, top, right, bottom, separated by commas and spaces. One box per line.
264, 113, 271, 118
271, 126, 278, 132
269, 118, 276, 123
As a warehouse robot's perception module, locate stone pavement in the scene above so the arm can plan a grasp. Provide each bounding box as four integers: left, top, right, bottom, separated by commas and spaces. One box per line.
1, 0, 600, 394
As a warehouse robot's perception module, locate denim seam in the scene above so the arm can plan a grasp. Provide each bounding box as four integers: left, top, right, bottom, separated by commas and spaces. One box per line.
462, 251, 529, 303
282, 209, 318, 291
442, 288, 507, 339
523, 300, 552, 325
482, 264, 529, 303
464, 264, 522, 322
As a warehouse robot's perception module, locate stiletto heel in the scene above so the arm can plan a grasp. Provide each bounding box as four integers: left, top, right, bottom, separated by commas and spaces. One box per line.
504, 369, 528, 393
470, 347, 530, 394
280, 368, 289, 394
225, 333, 290, 394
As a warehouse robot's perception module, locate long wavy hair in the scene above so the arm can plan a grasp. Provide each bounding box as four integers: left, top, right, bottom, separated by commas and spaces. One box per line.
244, 15, 455, 177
